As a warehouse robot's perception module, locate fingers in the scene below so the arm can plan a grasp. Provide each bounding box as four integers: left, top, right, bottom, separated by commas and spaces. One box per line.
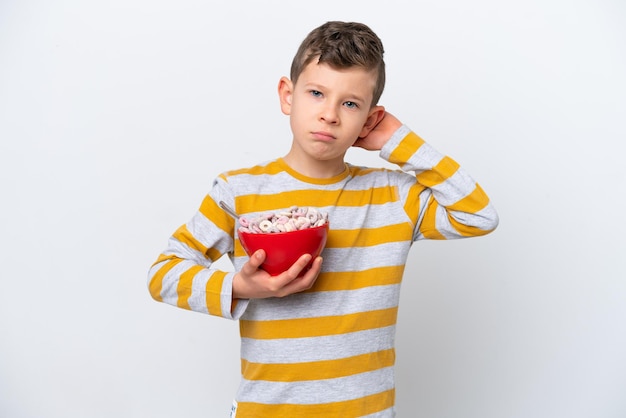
234, 252, 323, 299
274, 255, 323, 297
232, 250, 267, 299
286, 253, 313, 277
241, 249, 265, 274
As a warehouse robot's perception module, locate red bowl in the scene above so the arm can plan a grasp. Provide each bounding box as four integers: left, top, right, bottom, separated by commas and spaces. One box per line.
238, 223, 329, 276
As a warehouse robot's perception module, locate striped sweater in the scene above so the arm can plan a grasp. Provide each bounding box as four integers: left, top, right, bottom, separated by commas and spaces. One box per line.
148, 125, 498, 417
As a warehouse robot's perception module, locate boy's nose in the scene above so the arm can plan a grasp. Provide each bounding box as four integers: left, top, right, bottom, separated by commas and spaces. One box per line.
319, 105, 339, 124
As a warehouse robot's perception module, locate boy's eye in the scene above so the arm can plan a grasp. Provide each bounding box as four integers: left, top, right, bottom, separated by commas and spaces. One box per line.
310, 90, 322, 97
344, 101, 358, 109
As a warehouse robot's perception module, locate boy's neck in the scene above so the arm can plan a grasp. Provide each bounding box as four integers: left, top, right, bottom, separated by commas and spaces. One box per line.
282, 153, 347, 179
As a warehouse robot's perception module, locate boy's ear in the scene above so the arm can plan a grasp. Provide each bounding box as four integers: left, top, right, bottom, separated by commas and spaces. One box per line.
278, 76, 293, 115
359, 105, 386, 138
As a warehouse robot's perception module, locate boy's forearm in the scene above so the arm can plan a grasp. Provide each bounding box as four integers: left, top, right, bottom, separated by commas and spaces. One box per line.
148, 253, 246, 320
147, 190, 249, 319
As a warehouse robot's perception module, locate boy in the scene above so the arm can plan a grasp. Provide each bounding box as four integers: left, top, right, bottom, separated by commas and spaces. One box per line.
148, 21, 498, 417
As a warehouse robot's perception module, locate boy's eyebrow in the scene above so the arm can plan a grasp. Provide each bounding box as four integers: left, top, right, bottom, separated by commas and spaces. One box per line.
304, 82, 368, 104
343, 92, 367, 104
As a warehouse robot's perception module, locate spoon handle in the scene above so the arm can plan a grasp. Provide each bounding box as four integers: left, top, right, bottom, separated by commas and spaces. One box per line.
219, 201, 240, 220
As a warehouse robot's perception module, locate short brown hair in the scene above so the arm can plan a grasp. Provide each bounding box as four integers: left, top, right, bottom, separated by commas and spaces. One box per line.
290, 21, 386, 106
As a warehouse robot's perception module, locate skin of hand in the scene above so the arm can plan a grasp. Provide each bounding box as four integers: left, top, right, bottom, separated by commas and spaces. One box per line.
232, 250, 323, 299
352, 111, 403, 151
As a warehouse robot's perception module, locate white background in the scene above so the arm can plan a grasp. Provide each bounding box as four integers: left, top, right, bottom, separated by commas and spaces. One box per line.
1, 0, 625, 417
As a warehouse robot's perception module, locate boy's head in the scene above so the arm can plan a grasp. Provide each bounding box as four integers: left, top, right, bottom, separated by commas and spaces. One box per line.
290, 21, 386, 107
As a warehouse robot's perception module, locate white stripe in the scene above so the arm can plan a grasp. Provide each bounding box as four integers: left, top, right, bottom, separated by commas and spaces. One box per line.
186, 267, 211, 313
401, 141, 445, 173
236, 366, 395, 404
448, 203, 499, 231
321, 241, 412, 271
429, 168, 476, 207
242, 284, 401, 321
434, 204, 497, 239
241, 326, 396, 364
187, 211, 233, 255
323, 203, 413, 230
162, 238, 211, 267
434, 207, 462, 239
227, 169, 353, 196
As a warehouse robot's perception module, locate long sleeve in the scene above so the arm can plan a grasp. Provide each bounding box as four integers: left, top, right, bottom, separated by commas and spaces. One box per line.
380, 125, 499, 240
147, 178, 249, 319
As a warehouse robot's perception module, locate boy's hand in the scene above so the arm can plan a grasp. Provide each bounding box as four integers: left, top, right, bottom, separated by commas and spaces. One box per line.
353, 111, 403, 151
232, 250, 323, 299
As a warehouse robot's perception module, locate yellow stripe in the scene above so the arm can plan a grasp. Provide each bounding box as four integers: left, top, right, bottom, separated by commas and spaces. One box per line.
234, 238, 246, 257
241, 348, 395, 382
176, 264, 204, 309
199, 195, 235, 235
416, 156, 459, 187
150, 252, 178, 267
236, 389, 395, 417
310, 266, 405, 292
148, 258, 184, 302
236, 187, 399, 214
388, 131, 425, 165
240, 307, 398, 340
404, 183, 425, 227
206, 270, 227, 316
329, 223, 413, 248
204, 243, 222, 262
447, 183, 490, 213
172, 224, 207, 255
173, 224, 223, 262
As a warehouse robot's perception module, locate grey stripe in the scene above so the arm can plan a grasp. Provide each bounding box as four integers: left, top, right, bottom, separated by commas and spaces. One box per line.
241, 326, 396, 364
236, 366, 395, 404
321, 242, 412, 271
242, 284, 401, 321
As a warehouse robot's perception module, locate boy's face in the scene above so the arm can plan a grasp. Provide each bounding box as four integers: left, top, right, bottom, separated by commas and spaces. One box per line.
279, 62, 382, 172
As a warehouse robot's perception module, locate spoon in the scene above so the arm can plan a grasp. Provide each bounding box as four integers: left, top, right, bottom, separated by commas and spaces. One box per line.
219, 201, 240, 220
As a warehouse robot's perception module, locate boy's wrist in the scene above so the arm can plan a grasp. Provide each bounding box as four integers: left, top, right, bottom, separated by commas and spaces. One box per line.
380, 124, 412, 158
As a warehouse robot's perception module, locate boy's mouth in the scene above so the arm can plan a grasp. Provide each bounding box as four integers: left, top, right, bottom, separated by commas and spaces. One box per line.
311, 131, 336, 141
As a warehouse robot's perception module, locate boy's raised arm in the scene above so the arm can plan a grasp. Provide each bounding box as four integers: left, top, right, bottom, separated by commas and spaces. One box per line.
365, 112, 499, 240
